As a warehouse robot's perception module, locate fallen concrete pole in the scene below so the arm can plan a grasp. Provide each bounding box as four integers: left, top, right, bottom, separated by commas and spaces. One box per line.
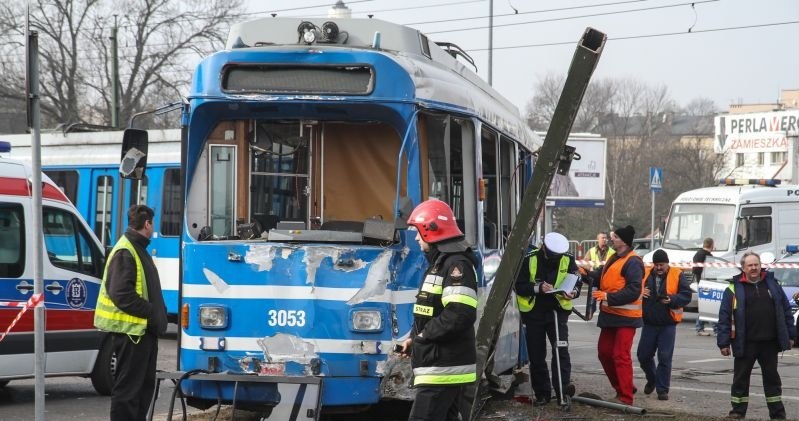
571, 395, 647, 415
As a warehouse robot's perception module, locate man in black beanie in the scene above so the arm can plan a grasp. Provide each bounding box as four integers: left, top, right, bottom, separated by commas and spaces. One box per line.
589, 225, 643, 405
637, 249, 691, 401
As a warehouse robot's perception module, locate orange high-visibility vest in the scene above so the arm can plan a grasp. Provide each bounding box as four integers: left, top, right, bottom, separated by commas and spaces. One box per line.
642, 266, 684, 323
599, 251, 643, 318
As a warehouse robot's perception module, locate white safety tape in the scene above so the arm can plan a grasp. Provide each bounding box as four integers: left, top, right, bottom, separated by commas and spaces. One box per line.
576, 260, 799, 269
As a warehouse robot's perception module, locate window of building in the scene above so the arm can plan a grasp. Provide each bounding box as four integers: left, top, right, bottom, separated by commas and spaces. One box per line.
771, 151, 786, 164
735, 153, 745, 167
757, 152, 765, 166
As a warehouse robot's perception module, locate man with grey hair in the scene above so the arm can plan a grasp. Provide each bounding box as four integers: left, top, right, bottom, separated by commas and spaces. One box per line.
717, 251, 795, 420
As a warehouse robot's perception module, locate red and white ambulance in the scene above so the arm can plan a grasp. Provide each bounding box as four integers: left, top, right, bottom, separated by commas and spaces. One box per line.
0, 141, 113, 394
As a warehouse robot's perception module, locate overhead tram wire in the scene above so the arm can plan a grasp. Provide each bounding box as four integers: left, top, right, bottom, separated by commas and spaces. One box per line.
405, 0, 653, 26
467, 19, 799, 51
422, 0, 719, 34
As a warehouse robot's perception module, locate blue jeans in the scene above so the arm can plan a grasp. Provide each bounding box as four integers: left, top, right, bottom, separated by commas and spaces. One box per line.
636, 324, 676, 394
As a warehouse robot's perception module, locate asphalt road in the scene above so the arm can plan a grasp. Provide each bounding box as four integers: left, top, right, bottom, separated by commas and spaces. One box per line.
3, 312, 799, 420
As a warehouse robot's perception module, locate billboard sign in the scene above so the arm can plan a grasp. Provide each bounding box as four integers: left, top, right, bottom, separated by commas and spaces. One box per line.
542, 133, 607, 204
715, 110, 799, 153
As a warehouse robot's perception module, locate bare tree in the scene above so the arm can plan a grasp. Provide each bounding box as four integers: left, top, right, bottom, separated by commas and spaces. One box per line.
0, 0, 244, 129
527, 75, 718, 243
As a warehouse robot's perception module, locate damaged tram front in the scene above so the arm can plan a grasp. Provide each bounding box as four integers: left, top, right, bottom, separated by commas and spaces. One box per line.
130, 18, 540, 412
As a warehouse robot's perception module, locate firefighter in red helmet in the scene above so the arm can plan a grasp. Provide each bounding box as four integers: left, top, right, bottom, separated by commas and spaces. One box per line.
400, 199, 479, 421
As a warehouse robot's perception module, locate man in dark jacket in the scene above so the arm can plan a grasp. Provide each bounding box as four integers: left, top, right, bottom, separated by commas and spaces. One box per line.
693, 237, 715, 335
514, 232, 581, 406
94, 205, 168, 421
636, 250, 691, 401
717, 251, 795, 420
400, 199, 478, 421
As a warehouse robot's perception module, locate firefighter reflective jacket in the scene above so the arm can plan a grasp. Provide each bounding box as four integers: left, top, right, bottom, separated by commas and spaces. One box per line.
411, 251, 478, 386
599, 251, 643, 319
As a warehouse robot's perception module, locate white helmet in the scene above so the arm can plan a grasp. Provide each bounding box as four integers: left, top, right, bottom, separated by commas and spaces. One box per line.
543, 232, 569, 255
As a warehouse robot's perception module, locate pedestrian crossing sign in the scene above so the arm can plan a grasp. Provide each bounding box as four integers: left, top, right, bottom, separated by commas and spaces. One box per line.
650, 167, 662, 192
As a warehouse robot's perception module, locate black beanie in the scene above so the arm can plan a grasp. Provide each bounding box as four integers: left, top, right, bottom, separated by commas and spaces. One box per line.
614, 225, 635, 248
652, 249, 669, 264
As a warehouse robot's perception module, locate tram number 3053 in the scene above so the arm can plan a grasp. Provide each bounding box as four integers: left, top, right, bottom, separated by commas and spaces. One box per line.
267, 309, 307, 327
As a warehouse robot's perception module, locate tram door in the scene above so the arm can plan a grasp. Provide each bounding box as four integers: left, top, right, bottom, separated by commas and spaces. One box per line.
88, 169, 119, 248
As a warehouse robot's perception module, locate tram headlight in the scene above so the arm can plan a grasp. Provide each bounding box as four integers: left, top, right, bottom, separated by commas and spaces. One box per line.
199, 304, 229, 329
350, 309, 382, 332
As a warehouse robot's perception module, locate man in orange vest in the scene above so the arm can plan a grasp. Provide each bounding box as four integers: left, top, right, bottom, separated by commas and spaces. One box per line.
590, 225, 643, 406
636, 249, 691, 401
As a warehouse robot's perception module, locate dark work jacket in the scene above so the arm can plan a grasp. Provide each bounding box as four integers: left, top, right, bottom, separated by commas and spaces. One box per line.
642, 267, 692, 326
106, 229, 168, 336
717, 270, 795, 357
692, 249, 712, 282
411, 244, 478, 377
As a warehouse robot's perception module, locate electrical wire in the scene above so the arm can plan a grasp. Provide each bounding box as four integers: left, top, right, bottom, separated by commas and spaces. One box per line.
405, 0, 653, 26
469, 19, 799, 51
423, 0, 719, 34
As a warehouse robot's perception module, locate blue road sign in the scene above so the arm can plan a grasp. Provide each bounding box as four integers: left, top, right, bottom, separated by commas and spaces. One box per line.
650, 167, 662, 192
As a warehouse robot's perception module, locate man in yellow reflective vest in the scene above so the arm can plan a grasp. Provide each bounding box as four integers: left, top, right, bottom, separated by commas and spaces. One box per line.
514, 232, 581, 406
94, 205, 167, 421
636, 249, 691, 401
586, 231, 614, 269
400, 199, 478, 421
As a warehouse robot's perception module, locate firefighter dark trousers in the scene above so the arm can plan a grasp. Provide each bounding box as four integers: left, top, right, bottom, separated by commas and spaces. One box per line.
110, 332, 158, 421
408, 384, 473, 421
523, 308, 571, 402
730, 340, 785, 419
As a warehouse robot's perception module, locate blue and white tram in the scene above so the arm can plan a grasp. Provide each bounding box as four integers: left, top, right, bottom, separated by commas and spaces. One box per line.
150, 17, 540, 410
5, 130, 183, 317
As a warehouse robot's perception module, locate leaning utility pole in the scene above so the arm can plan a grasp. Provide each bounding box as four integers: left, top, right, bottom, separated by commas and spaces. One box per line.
470, 27, 607, 420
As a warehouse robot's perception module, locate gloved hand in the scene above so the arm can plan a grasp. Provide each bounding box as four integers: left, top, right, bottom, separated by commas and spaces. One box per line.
592, 290, 607, 301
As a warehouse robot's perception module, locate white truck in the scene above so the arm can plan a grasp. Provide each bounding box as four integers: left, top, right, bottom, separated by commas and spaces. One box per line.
644, 179, 799, 322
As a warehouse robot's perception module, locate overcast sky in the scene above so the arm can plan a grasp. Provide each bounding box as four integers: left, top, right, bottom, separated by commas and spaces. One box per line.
246, 0, 798, 113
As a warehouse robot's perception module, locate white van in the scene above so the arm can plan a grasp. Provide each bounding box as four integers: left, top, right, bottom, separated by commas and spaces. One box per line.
0, 141, 113, 394
644, 179, 799, 323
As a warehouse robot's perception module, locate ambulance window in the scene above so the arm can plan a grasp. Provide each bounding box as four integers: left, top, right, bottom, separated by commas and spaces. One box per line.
43, 170, 79, 204
0, 204, 25, 278
43, 207, 103, 278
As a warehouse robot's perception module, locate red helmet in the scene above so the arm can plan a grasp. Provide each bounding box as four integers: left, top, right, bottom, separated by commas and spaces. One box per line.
407, 199, 464, 244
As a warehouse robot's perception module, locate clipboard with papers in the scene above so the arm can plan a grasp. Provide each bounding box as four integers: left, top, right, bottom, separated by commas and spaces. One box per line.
545, 273, 579, 294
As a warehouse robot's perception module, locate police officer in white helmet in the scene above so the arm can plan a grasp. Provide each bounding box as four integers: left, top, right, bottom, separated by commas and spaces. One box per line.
514, 232, 581, 406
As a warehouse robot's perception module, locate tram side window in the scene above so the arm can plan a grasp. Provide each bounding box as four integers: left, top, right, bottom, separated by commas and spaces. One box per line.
161, 168, 182, 236
250, 122, 309, 231
43, 170, 79, 204
499, 136, 514, 243
737, 206, 772, 249
94, 176, 114, 247
481, 128, 499, 249
44, 207, 103, 278
421, 114, 476, 244
0, 204, 25, 278
129, 175, 148, 206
